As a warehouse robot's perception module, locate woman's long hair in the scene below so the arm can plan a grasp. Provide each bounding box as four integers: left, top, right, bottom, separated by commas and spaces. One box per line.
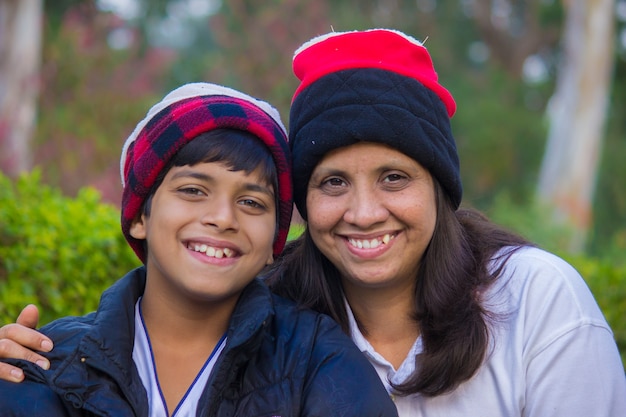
265, 181, 529, 396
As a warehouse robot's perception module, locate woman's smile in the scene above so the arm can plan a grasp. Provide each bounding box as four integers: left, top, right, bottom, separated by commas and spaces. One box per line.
306, 142, 437, 290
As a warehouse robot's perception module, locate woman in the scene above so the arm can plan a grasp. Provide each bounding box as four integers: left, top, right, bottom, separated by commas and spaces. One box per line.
1, 29, 625, 416
266, 29, 626, 416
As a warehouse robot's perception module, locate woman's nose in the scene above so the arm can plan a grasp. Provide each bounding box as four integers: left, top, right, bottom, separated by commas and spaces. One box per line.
343, 186, 388, 228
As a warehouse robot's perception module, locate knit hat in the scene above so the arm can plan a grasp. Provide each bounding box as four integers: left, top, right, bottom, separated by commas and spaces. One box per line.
289, 29, 462, 219
120, 82, 293, 263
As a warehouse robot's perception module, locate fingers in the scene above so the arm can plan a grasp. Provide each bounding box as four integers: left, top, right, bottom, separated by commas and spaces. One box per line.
0, 305, 53, 382
0, 324, 53, 358
0, 304, 51, 351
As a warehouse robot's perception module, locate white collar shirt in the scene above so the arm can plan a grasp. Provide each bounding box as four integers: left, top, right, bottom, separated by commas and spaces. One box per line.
344, 247, 626, 417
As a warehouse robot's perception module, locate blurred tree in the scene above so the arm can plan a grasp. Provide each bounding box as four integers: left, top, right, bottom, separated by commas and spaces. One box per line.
0, 0, 42, 176
537, 0, 616, 252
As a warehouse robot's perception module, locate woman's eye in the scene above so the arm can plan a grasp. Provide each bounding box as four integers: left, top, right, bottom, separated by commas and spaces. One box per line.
322, 177, 346, 187
383, 173, 406, 183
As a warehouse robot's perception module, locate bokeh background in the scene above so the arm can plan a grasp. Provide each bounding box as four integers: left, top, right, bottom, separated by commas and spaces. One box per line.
1, 0, 625, 365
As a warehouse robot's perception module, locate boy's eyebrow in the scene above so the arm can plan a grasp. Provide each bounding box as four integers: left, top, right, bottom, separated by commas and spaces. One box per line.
170, 169, 275, 196
170, 170, 211, 182
243, 182, 275, 197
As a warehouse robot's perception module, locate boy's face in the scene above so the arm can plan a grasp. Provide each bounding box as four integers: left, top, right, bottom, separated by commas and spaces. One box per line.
130, 161, 276, 307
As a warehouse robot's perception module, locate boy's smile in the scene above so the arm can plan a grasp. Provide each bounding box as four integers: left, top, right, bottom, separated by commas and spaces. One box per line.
188, 241, 237, 259
130, 161, 276, 309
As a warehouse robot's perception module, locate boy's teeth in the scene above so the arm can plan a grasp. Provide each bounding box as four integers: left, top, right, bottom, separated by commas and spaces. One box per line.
349, 234, 393, 249
191, 243, 234, 258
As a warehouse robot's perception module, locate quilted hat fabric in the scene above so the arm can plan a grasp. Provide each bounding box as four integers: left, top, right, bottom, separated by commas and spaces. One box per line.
120, 82, 293, 263
289, 29, 462, 219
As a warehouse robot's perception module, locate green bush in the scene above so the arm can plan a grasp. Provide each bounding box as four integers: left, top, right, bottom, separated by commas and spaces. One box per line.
0, 170, 139, 326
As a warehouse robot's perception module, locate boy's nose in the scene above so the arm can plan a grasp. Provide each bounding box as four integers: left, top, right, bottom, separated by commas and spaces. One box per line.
200, 199, 239, 231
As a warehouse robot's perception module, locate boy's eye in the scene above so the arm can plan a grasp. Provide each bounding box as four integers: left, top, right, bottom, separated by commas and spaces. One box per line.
239, 198, 266, 210
179, 187, 205, 196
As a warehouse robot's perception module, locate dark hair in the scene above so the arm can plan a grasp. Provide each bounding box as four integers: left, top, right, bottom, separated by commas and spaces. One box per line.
139, 128, 279, 253
266, 180, 529, 397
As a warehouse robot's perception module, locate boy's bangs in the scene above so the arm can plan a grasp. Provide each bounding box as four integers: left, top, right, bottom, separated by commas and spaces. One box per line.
173, 129, 277, 188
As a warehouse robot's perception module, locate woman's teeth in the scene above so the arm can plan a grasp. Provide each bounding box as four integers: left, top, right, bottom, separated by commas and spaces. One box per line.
348, 234, 393, 249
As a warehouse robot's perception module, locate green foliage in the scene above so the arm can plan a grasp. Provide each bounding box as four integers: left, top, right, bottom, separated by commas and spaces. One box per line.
0, 170, 139, 326
287, 222, 305, 241
450, 68, 550, 209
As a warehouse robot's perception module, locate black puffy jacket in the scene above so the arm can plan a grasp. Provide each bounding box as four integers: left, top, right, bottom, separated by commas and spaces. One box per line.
0, 267, 398, 417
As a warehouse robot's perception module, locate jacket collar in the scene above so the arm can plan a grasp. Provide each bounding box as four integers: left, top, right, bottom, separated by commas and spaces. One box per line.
227, 278, 274, 348
48, 269, 276, 416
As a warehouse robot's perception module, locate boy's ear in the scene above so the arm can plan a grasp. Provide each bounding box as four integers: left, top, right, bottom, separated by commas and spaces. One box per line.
129, 214, 147, 240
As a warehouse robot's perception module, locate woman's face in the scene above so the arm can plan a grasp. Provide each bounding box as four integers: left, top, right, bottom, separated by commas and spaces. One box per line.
306, 142, 437, 292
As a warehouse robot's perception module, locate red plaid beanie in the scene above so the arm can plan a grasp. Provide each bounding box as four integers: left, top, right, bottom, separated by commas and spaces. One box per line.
120, 83, 292, 263
289, 29, 462, 219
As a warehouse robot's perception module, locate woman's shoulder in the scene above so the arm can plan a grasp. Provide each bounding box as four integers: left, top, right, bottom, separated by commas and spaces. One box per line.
488, 246, 610, 331
500, 245, 574, 270
491, 246, 582, 286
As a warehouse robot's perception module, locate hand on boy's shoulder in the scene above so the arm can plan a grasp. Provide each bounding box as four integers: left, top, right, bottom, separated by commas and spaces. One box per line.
0, 305, 52, 383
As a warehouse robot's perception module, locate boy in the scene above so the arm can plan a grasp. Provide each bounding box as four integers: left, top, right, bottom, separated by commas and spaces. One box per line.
0, 83, 397, 417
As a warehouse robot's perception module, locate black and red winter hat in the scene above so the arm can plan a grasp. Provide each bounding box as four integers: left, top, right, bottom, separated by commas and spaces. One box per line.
289, 29, 462, 219
120, 83, 293, 263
